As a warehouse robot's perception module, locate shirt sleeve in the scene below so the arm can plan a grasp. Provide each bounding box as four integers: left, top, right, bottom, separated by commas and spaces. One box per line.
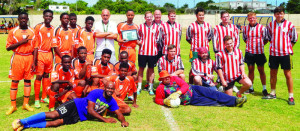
207, 25, 213, 42
50, 71, 59, 83
289, 24, 298, 44
234, 26, 240, 49
215, 53, 223, 69
178, 56, 184, 70
267, 24, 272, 41
157, 57, 163, 73
173, 76, 189, 95
262, 26, 268, 42
186, 25, 192, 42
212, 27, 218, 53
191, 60, 203, 76
108, 98, 119, 112
239, 50, 244, 66
242, 26, 247, 43
34, 25, 40, 48
154, 84, 166, 105
138, 25, 143, 43
6, 30, 15, 49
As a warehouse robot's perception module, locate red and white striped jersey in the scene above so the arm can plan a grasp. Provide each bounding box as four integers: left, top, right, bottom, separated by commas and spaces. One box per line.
191, 58, 215, 81
138, 23, 160, 56
186, 21, 213, 52
159, 21, 182, 55
213, 23, 240, 53
157, 55, 184, 74
242, 23, 268, 54
216, 49, 244, 83
267, 19, 298, 56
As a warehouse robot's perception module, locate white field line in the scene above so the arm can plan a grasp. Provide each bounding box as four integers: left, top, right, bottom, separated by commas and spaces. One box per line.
161, 106, 180, 131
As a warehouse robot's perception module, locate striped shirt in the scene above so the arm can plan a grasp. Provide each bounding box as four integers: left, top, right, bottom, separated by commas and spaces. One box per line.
213, 23, 240, 53
191, 58, 215, 81
153, 20, 164, 51
242, 23, 268, 54
138, 23, 160, 56
159, 21, 182, 55
267, 19, 298, 56
186, 21, 213, 52
216, 49, 244, 83
157, 55, 184, 74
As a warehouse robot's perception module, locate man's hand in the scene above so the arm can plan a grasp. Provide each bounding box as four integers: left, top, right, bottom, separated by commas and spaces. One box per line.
207, 74, 214, 80
19, 35, 31, 45
221, 80, 228, 87
137, 40, 142, 46
163, 98, 171, 107
241, 73, 248, 79
121, 121, 129, 127
170, 73, 177, 76
104, 118, 117, 123
132, 103, 139, 108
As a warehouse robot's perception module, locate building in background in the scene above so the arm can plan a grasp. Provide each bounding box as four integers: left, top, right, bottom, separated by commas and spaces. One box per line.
49, 5, 69, 12
208, 0, 267, 10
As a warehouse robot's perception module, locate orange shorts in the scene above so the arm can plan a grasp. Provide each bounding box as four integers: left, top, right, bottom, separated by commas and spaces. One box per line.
55, 52, 71, 64
9, 53, 33, 80
120, 48, 136, 63
36, 52, 53, 75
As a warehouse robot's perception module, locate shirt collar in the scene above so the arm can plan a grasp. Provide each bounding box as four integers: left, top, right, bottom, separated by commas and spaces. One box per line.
165, 54, 175, 62
249, 23, 258, 27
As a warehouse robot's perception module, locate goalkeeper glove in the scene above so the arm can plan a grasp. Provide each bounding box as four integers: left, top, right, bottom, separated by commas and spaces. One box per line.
163, 98, 171, 107
167, 91, 182, 100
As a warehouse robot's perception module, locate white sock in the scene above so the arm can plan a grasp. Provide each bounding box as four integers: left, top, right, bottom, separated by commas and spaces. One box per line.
149, 83, 154, 90
262, 85, 266, 90
250, 85, 253, 90
289, 93, 294, 98
138, 83, 142, 90
233, 86, 239, 92
270, 89, 276, 95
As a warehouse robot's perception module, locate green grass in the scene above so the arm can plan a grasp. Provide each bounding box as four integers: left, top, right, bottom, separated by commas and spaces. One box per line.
0, 31, 299, 130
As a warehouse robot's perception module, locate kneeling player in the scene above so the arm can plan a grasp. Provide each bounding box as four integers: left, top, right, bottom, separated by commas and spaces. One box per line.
12, 81, 129, 131
48, 55, 77, 111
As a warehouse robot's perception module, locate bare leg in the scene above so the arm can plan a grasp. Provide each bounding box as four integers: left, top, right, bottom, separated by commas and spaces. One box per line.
238, 77, 252, 94
284, 70, 293, 94
193, 76, 202, 86
270, 69, 278, 92
257, 66, 266, 86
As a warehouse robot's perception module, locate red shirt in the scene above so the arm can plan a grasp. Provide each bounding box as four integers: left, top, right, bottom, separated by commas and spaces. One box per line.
138, 23, 160, 56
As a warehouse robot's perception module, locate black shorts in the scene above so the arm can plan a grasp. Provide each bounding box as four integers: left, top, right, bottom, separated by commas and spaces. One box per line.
56, 100, 80, 125
224, 76, 242, 91
269, 55, 292, 70
244, 52, 266, 66
138, 55, 157, 68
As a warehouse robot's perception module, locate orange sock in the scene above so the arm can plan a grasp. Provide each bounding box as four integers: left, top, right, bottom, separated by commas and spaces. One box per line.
23, 82, 31, 105
34, 80, 41, 101
10, 82, 19, 107
49, 90, 57, 109
42, 78, 50, 99
73, 86, 84, 98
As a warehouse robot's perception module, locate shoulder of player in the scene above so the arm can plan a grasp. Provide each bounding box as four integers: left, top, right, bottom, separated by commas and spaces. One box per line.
34, 23, 43, 29
117, 22, 126, 27
71, 58, 79, 67
93, 58, 100, 65
53, 63, 62, 71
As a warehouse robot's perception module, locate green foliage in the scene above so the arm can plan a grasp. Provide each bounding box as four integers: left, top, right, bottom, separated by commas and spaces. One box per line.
196, 0, 214, 9
286, 0, 300, 13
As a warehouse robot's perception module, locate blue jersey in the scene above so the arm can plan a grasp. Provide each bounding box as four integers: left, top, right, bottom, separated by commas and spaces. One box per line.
74, 89, 119, 121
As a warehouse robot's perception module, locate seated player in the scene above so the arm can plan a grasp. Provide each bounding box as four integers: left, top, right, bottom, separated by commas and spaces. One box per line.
90, 49, 114, 91
155, 70, 247, 107
103, 62, 138, 114
191, 47, 217, 91
72, 46, 92, 98
48, 55, 77, 111
216, 36, 252, 97
114, 51, 137, 80
12, 81, 129, 131
157, 45, 185, 80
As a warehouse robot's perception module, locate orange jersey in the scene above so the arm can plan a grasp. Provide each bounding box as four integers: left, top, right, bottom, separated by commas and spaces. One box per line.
69, 25, 81, 37
105, 75, 137, 100
114, 61, 137, 75
51, 63, 75, 87
53, 26, 74, 53
91, 59, 114, 76
34, 23, 55, 52
72, 58, 91, 80
76, 28, 95, 53
6, 26, 36, 54
117, 22, 139, 48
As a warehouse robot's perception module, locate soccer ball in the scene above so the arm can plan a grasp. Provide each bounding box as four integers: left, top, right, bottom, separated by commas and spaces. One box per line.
170, 98, 181, 108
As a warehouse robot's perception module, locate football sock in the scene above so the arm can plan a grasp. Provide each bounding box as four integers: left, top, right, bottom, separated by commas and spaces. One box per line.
34, 80, 41, 101
20, 112, 46, 128
262, 85, 266, 90
74, 85, 84, 98
42, 78, 50, 99
149, 83, 154, 90
250, 85, 253, 90
10, 82, 19, 107
138, 83, 142, 90
270, 89, 276, 95
289, 93, 294, 98
24, 82, 31, 105
48, 90, 57, 109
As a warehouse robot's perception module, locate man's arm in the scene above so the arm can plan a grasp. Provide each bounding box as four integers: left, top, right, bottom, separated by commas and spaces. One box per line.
94, 32, 111, 38
154, 85, 166, 105
186, 25, 192, 44
171, 70, 184, 76
78, 61, 92, 79
113, 109, 129, 127
106, 33, 118, 39
87, 101, 117, 123
6, 36, 31, 51
53, 47, 63, 59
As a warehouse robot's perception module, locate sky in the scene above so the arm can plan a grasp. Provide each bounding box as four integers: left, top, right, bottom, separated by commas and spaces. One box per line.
53, 0, 288, 8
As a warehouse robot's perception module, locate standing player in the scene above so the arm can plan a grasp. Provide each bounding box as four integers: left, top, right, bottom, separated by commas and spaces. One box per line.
33, 9, 55, 108
242, 12, 269, 96
117, 9, 139, 63
69, 13, 81, 58
95, 9, 118, 64
6, 12, 36, 115
76, 16, 95, 61
216, 36, 252, 97
53, 13, 74, 63
263, 7, 298, 105
137, 11, 160, 95
160, 10, 182, 55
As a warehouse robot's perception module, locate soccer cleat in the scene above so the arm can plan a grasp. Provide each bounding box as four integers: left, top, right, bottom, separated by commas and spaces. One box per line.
245, 89, 254, 94
262, 89, 269, 96
6, 106, 17, 115
288, 97, 295, 105
262, 94, 276, 99
49, 107, 55, 112
149, 89, 155, 95
137, 88, 142, 95
143, 83, 149, 91
22, 104, 34, 112
41, 98, 49, 103
236, 96, 247, 107
127, 96, 133, 101
236, 92, 242, 98
35, 100, 41, 109
233, 86, 239, 93
12, 119, 22, 130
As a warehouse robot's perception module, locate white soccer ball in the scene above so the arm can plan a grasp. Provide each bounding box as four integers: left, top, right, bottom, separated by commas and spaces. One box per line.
170, 98, 181, 108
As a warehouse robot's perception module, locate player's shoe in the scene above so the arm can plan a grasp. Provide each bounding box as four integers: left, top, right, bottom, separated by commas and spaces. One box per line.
245, 89, 254, 94
262, 94, 276, 99
262, 89, 269, 96
235, 96, 247, 107
137, 88, 142, 95
127, 96, 133, 101
35, 100, 41, 109
22, 104, 34, 112
41, 98, 49, 103
148, 88, 154, 95
12, 119, 22, 130
233, 86, 239, 93
288, 97, 295, 105
143, 83, 149, 91
236, 92, 242, 98
49, 107, 55, 112
6, 106, 17, 115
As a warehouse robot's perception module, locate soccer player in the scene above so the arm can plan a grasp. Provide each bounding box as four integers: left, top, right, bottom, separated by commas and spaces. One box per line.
191, 47, 217, 91
242, 12, 269, 96
6, 12, 36, 115
263, 7, 298, 105
157, 45, 185, 80
94, 9, 118, 64
76, 16, 95, 61
90, 49, 114, 90
69, 13, 81, 58
160, 10, 182, 55
11, 81, 129, 131
103, 62, 138, 114
72, 46, 93, 98
216, 36, 252, 97
32, 9, 55, 108
213, 11, 240, 53
154, 10, 164, 58
114, 51, 137, 79
53, 13, 74, 63
117, 9, 139, 63
48, 55, 77, 111
155, 70, 247, 107
137, 11, 160, 95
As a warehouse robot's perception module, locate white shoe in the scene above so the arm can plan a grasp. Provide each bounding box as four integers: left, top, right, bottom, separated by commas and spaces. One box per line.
233, 86, 239, 93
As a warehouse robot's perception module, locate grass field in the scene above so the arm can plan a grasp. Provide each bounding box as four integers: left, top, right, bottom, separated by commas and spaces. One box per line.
0, 31, 299, 130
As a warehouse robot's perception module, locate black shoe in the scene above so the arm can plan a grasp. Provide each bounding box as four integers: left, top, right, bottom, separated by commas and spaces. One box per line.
236, 96, 247, 107
262, 94, 276, 99
288, 97, 295, 105
262, 89, 269, 96
143, 83, 149, 91
245, 89, 254, 94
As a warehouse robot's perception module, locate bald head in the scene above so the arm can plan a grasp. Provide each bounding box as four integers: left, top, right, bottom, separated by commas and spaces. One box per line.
104, 81, 115, 97
154, 10, 162, 23
101, 9, 110, 24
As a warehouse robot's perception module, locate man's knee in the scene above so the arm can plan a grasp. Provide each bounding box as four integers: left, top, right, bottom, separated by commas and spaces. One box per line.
78, 80, 86, 87
120, 105, 131, 114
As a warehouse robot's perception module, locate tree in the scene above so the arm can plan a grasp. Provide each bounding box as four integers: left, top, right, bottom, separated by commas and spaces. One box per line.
196, 0, 214, 9
163, 3, 175, 9
286, 0, 300, 13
